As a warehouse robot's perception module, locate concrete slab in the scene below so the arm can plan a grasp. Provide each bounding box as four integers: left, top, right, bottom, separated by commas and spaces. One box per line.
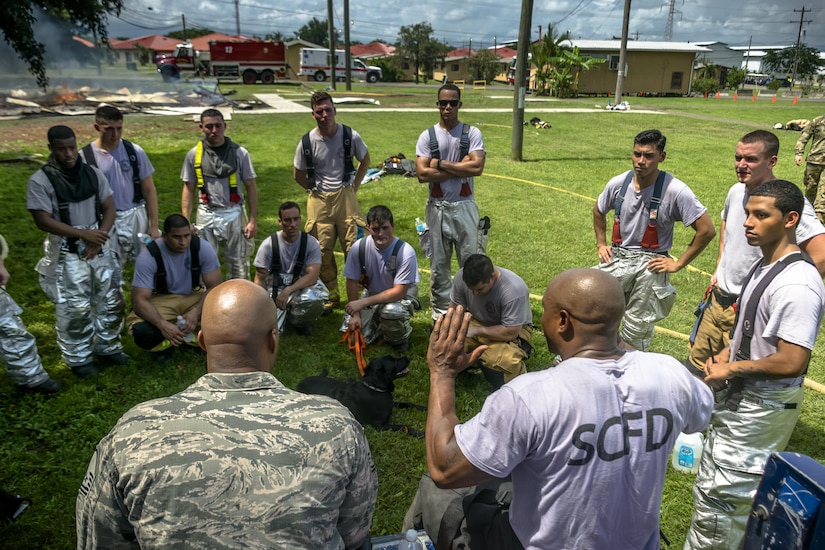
253, 94, 311, 113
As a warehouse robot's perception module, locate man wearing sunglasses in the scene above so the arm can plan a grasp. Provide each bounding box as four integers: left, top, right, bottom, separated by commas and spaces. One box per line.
415, 84, 486, 322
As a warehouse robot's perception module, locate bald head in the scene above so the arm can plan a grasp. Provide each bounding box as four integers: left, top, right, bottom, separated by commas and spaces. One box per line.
199, 280, 279, 373
542, 268, 625, 358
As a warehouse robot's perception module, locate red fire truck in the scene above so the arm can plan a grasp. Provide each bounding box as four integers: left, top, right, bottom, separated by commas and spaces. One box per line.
156, 40, 287, 84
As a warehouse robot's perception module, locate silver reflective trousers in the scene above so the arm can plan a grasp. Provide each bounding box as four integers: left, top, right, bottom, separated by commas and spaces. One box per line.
195, 203, 253, 280
0, 288, 49, 386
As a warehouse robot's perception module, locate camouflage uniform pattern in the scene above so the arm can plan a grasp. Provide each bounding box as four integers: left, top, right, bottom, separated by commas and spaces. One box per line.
76, 371, 377, 549
795, 115, 825, 216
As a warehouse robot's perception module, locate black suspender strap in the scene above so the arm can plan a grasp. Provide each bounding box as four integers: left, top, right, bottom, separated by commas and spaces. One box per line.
189, 236, 201, 291
427, 126, 440, 160
147, 241, 168, 295
268, 232, 308, 300
360, 238, 405, 279
342, 124, 355, 182
301, 131, 315, 190
303, 125, 354, 191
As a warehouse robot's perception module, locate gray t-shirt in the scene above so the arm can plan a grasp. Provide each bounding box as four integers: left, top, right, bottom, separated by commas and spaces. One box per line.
455, 351, 713, 550
716, 183, 825, 296
450, 267, 532, 327
731, 255, 825, 388
343, 236, 419, 295
181, 142, 256, 208
596, 170, 707, 253
80, 140, 155, 211
253, 231, 322, 280
293, 124, 368, 193
27, 165, 113, 229
132, 238, 220, 295
415, 122, 485, 203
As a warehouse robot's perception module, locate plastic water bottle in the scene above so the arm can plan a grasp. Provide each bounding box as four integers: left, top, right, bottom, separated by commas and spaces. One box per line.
415, 217, 427, 235
671, 431, 704, 474
399, 529, 424, 550
137, 232, 153, 246
177, 315, 195, 343
415, 218, 432, 259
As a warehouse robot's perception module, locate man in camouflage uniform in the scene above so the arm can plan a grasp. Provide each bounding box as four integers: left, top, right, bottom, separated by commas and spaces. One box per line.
795, 114, 825, 221
76, 279, 377, 549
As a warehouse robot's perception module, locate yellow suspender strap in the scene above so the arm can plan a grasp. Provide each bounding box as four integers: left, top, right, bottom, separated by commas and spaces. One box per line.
194, 141, 238, 193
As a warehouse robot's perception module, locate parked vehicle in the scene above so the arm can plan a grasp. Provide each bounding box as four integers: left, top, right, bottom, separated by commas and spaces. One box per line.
298, 48, 382, 83
156, 40, 287, 84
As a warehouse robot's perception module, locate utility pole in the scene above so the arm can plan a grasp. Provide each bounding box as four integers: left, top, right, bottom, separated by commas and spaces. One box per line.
344, 0, 352, 90
744, 35, 751, 74
327, 0, 336, 91
614, 0, 632, 104
234, 0, 240, 36
790, 6, 811, 90
181, 14, 187, 41
511, 0, 534, 161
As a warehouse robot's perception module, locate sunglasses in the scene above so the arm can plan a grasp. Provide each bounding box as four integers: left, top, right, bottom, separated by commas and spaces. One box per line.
438, 99, 459, 107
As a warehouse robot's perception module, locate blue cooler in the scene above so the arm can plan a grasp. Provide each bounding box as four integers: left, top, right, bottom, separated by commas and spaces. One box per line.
744, 452, 825, 549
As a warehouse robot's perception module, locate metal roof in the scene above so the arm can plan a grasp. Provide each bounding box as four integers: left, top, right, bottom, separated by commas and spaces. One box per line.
566, 40, 711, 53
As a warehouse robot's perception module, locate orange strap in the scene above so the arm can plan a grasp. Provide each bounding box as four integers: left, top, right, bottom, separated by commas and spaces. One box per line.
340, 325, 368, 376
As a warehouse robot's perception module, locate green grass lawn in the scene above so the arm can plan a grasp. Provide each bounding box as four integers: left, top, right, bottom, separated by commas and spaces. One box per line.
1, 84, 824, 547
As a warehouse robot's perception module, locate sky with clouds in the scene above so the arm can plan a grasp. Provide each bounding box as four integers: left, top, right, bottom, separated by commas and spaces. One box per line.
108, 0, 824, 51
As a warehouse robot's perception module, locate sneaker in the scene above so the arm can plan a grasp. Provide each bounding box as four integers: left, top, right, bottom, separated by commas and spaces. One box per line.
71, 362, 99, 379
97, 351, 132, 366
19, 377, 63, 395
150, 339, 172, 353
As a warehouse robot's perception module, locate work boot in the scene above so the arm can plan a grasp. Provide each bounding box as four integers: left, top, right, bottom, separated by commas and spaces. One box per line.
323, 290, 340, 315
18, 377, 63, 395
97, 351, 132, 366
71, 362, 98, 379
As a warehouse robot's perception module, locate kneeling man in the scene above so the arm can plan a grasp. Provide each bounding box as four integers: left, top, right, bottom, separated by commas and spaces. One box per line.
127, 214, 222, 355
253, 201, 328, 335
450, 254, 533, 388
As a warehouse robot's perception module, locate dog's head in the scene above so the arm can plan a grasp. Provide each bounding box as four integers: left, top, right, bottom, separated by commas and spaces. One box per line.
362, 354, 411, 392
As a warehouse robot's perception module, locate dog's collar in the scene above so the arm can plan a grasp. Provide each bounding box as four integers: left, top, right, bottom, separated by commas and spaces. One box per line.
361, 381, 388, 393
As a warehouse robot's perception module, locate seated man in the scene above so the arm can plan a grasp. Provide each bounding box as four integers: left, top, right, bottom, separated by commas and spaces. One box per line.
77, 280, 377, 548
342, 205, 419, 354
450, 254, 533, 388
127, 214, 222, 355
253, 201, 328, 336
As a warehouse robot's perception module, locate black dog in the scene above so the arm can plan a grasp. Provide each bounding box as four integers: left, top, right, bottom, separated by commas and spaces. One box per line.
297, 354, 425, 437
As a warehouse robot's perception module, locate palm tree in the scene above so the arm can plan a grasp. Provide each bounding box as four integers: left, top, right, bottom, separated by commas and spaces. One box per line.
530, 23, 571, 96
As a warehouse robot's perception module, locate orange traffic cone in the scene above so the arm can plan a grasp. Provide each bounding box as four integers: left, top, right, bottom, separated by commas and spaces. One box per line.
793, 96, 799, 105
716, 91, 721, 99
772, 95, 777, 104
751, 94, 756, 102
733, 92, 738, 100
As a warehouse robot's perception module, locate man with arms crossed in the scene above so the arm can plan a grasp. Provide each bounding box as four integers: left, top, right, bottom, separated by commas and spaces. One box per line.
294, 91, 370, 313
794, 113, 825, 221
450, 253, 533, 389
182, 109, 258, 280
253, 201, 328, 335
593, 129, 715, 351
416, 83, 486, 320
427, 268, 713, 549
685, 180, 825, 549
77, 279, 377, 549
80, 105, 160, 267
687, 130, 825, 375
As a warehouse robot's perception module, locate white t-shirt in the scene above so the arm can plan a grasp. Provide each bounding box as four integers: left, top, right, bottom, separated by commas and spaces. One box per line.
80, 140, 154, 211
450, 267, 532, 327
716, 183, 825, 296
132, 238, 220, 295
253, 231, 322, 281
596, 170, 707, 253
415, 122, 485, 203
455, 351, 714, 550
293, 124, 368, 193
343, 236, 419, 295
730, 254, 825, 388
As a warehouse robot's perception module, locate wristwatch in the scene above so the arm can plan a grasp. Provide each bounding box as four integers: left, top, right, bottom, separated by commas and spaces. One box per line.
437, 159, 442, 170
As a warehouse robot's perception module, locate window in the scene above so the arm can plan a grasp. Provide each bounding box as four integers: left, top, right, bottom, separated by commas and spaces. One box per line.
451, 63, 459, 71
670, 72, 683, 89
608, 55, 620, 70
402, 62, 410, 70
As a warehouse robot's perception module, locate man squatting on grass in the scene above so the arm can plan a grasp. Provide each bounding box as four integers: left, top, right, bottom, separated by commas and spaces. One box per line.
416, 83, 486, 321
593, 129, 716, 351
253, 201, 328, 335
77, 280, 377, 549
181, 108, 258, 280
27, 125, 130, 380
686, 130, 825, 375
449, 253, 533, 389
426, 268, 713, 549
685, 180, 825, 549
127, 214, 222, 356
80, 105, 160, 269
294, 91, 370, 313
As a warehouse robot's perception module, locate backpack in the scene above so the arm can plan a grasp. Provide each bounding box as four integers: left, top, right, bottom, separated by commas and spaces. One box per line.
382, 153, 416, 177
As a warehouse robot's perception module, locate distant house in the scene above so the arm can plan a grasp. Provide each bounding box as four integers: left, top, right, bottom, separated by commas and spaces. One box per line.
436, 47, 477, 83
106, 34, 180, 65
350, 42, 395, 60
729, 44, 794, 76
566, 40, 711, 96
